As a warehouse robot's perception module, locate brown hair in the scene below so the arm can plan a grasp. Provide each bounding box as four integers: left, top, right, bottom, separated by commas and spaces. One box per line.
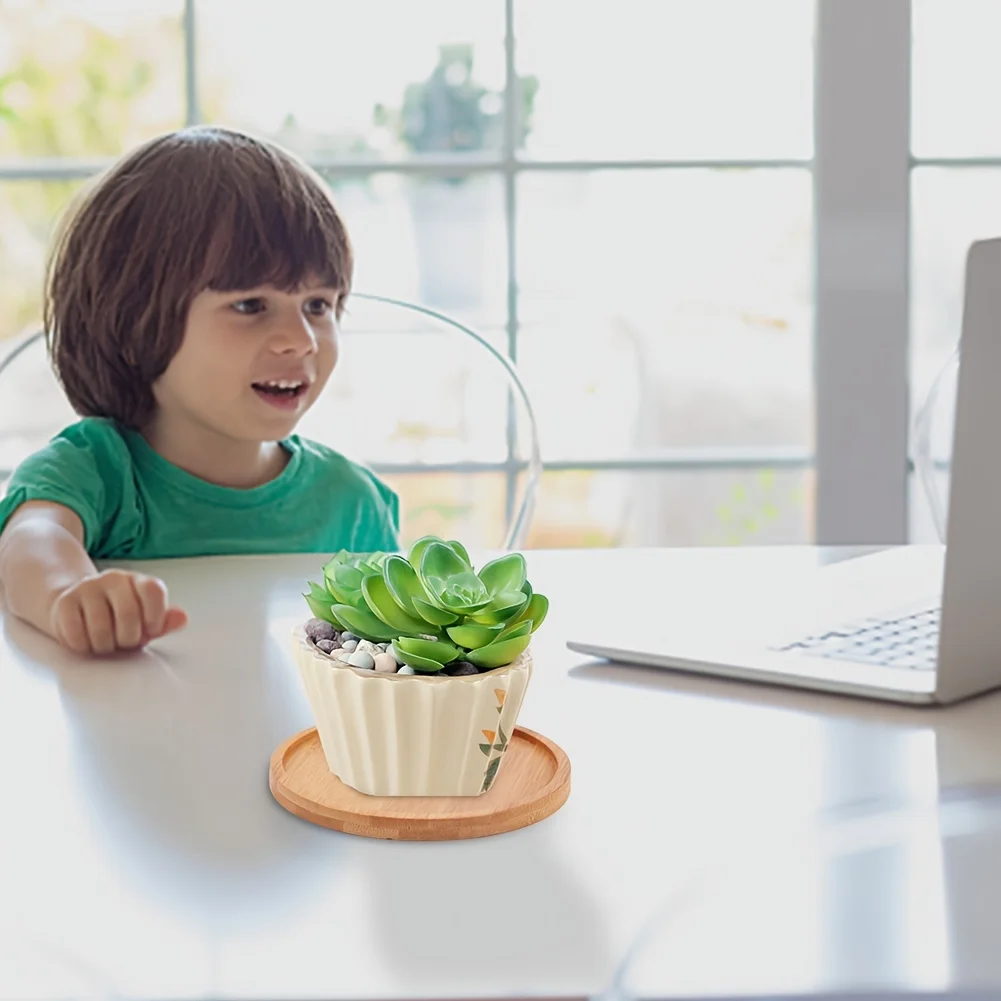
44, 125, 353, 428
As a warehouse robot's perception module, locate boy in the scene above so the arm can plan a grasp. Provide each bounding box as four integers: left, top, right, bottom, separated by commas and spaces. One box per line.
0, 126, 398, 655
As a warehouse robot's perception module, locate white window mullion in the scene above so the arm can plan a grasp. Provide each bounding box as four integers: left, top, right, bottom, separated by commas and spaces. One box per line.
183, 0, 201, 126
814, 0, 911, 544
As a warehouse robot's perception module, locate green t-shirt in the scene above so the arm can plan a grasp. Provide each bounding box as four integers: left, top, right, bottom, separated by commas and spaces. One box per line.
0, 418, 400, 560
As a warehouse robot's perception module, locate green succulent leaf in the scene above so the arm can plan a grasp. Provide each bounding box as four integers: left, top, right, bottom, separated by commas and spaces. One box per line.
395, 636, 461, 665
512, 593, 549, 633
383, 555, 426, 615
389, 642, 446, 673
411, 597, 459, 626
494, 619, 532, 644
434, 571, 491, 611
321, 549, 351, 574
334, 563, 365, 591
521, 579, 533, 601
304, 582, 343, 626
407, 535, 446, 573
446, 539, 472, 567
323, 573, 357, 607
446, 622, 503, 649
477, 553, 527, 599
330, 603, 397, 642
420, 541, 472, 582
466, 631, 532, 669
361, 573, 430, 634
418, 546, 489, 610
469, 590, 529, 625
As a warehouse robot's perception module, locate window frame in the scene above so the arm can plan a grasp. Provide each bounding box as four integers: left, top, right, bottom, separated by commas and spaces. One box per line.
3, 0, 927, 545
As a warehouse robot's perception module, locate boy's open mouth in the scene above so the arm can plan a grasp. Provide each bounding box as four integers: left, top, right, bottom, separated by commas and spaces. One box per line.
252, 379, 309, 410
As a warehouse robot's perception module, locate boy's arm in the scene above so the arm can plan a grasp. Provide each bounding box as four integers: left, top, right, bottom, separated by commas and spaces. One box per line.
0, 501, 96, 628
0, 501, 186, 654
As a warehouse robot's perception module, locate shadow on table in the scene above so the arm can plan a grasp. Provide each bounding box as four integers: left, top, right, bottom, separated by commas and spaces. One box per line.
2, 601, 338, 931
358, 826, 613, 994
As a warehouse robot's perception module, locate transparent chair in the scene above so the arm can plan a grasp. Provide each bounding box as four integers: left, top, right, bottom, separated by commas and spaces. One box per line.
0, 293, 541, 550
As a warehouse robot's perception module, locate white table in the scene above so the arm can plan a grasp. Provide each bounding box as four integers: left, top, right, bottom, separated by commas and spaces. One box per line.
3, 546, 1001, 1000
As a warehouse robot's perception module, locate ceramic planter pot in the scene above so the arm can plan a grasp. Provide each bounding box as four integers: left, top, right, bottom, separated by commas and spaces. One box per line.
291, 625, 532, 797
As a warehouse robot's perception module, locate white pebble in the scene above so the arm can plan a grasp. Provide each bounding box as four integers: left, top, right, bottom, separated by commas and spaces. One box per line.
356, 640, 379, 655
397, 665, 416, 675
341, 632, 359, 643
347, 650, 375, 670
373, 653, 397, 674
340, 639, 358, 652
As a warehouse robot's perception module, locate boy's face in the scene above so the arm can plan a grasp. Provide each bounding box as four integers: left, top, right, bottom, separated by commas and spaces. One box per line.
152, 280, 340, 444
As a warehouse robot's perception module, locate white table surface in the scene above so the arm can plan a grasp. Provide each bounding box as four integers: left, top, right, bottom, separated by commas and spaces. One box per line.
3, 546, 1001, 1001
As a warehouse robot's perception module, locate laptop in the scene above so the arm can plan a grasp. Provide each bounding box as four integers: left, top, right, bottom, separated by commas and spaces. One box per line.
567, 238, 1001, 706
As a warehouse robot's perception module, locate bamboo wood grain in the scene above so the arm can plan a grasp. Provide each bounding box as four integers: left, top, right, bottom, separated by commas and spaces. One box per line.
269, 725, 570, 840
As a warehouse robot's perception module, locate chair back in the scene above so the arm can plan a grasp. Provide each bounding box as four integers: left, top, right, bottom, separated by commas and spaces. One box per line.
0, 294, 541, 549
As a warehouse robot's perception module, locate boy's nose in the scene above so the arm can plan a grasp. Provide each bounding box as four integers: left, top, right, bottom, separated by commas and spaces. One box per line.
273, 314, 318, 354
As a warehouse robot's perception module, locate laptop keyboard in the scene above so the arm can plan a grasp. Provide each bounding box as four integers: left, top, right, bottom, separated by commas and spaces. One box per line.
774, 605, 940, 671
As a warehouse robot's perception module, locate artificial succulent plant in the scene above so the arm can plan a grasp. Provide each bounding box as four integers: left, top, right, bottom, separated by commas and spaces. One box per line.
304, 536, 548, 673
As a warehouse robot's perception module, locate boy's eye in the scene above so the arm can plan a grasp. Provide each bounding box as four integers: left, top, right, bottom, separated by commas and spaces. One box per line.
232, 298, 265, 315
304, 297, 333, 317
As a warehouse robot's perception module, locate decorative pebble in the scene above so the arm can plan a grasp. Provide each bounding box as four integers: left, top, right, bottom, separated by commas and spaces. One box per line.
340, 632, 359, 643
356, 640, 379, 655
347, 650, 375, 670
315, 638, 338, 655
373, 652, 398, 674
397, 665, 416, 675
376, 643, 389, 652
445, 660, 478, 676
305, 619, 337, 643
340, 639, 358, 653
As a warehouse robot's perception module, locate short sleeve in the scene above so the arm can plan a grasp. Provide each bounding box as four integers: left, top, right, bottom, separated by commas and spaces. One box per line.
372, 475, 401, 548
0, 420, 128, 553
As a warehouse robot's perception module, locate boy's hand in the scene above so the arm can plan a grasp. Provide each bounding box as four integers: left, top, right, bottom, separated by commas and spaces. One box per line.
49, 570, 188, 655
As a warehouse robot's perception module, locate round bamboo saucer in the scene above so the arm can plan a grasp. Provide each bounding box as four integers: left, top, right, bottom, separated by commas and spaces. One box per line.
269, 725, 570, 840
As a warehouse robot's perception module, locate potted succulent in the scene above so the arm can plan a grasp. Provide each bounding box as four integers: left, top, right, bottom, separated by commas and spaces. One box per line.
293, 535, 548, 797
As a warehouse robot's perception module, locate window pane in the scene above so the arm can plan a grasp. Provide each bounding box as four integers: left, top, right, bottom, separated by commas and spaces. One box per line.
318, 172, 506, 325
294, 296, 534, 550
0, 0, 184, 158
910, 168, 1001, 421
378, 471, 508, 550
516, 0, 815, 160
198, 0, 504, 162
912, 0, 1001, 157
0, 180, 83, 341
517, 169, 813, 460
524, 468, 813, 547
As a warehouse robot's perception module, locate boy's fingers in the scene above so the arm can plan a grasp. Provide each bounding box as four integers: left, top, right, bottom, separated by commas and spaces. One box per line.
80, 592, 116, 655
162, 607, 188, 635
132, 575, 169, 637
54, 598, 90, 654
105, 576, 144, 650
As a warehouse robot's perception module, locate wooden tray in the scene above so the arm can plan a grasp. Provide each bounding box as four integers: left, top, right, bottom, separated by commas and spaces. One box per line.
269, 725, 570, 840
